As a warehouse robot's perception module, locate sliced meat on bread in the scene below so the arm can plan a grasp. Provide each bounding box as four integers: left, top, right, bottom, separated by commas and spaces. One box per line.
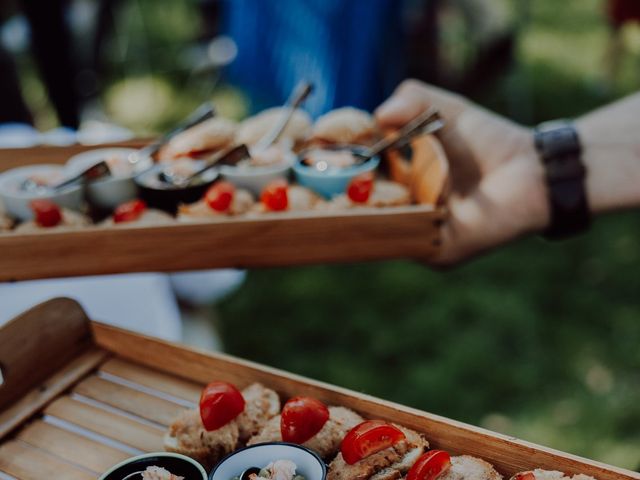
248, 406, 363, 459
509, 470, 596, 480
236, 382, 281, 443
438, 455, 502, 480
163, 408, 238, 470
327, 425, 428, 480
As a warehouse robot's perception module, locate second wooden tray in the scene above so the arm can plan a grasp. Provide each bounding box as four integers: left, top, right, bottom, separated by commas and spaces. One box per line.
0, 298, 637, 480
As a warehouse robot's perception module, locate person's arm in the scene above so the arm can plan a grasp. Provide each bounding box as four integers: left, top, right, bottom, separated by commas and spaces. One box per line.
375, 80, 640, 265
577, 93, 640, 214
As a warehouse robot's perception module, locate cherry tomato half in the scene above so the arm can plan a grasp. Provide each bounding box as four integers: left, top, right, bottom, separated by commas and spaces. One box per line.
205, 181, 235, 212
113, 199, 147, 223
347, 172, 374, 203
340, 420, 406, 465
261, 179, 288, 211
31, 199, 62, 228
281, 396, 330, 444
511, 473, 536, 480
406, 450, 452, 480
199, 381, 245, 431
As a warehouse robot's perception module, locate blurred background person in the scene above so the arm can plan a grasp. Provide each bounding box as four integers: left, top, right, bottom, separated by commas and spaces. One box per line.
0, 0, 81, 128
604, 0, 640, 88
215, 0, 516, 115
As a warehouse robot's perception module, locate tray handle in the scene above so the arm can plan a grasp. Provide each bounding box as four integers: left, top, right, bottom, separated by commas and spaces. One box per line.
0, 297, 93, 412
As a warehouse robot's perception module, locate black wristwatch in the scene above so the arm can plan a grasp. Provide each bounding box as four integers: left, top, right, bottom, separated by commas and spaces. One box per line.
534, 120, 591, 240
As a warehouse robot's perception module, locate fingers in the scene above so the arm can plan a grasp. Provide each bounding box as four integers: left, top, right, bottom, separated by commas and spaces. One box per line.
429, 154, 549, 266
375, 79, 467, 129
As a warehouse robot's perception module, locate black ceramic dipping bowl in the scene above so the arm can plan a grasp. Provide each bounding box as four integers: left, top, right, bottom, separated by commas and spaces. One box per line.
135, 163, 219, 214
100, 452, 208, 479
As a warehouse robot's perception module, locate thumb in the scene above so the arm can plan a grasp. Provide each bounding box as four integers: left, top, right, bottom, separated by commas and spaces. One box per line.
375, 79, 467, 128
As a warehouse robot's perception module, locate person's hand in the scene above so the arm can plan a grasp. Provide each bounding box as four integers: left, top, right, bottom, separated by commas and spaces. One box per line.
375, 80, 550, 265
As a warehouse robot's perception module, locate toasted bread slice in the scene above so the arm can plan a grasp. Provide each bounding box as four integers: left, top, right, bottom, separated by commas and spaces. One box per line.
14, 208, 90, 232
163, 408, 238, 469
163, 118, 236, 160
327, 425, 428, 480
248, 406, 363, 459
0, 214, 13, 232
236, 108, 311, 147
236, 383, 281, 443
178, 189, 255, 220
305, 407, 364, 459
439, 455, 502, 480
509, 470, 596, 480
310, 108, 379, 146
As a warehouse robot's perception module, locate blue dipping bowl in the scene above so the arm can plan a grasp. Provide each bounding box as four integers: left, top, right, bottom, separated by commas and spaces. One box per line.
293, 151, 380, 199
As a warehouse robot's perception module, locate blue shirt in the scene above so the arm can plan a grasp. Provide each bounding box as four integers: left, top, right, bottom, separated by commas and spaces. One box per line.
222, 0, 407, 117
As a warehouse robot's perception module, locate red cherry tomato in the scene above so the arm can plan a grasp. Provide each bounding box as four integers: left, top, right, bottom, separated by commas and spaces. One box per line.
30, 199, 62, 228
281, 396, 330, 444
512, 473, 535, 480
407, 450, 452, 480
199, 381, 245, 431
341, 420, 406, 465
347, 172, 374, 203
113, 199, 147, 223
205, 181, 235, 212
261, 179, 289, 211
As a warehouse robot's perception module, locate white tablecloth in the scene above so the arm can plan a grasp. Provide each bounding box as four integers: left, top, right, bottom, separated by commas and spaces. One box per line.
0, 273, 183, 340
0, 268, 246, 345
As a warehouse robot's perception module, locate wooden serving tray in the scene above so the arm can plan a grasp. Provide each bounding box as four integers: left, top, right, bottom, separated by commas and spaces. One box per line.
0, 137, 447, 282
0, 298, 637, 480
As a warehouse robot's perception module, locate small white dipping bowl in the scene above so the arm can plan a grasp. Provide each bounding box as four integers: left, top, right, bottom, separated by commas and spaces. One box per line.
100, 452, 208, 480
219, 152, 294, 196
66, 147, 144, 210
0, 164, 84, 221
209, 443, 327, 480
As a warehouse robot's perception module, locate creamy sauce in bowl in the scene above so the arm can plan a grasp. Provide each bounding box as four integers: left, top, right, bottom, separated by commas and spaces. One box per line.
302, 149, 357, 171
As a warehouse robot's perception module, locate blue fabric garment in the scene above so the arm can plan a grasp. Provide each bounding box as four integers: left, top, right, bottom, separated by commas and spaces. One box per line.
222, 0, 407, 117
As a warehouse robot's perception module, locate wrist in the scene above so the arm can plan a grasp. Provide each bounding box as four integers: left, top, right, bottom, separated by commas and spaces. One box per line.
514, 133, 550, 235
576, 116, 640, 215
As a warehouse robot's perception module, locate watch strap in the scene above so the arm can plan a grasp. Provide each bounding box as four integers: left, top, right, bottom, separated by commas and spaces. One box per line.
534, 121, 590, 240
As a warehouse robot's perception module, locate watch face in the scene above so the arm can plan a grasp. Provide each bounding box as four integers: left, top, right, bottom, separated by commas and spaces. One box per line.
535, 119, 573, 134
534, 121, 580, 158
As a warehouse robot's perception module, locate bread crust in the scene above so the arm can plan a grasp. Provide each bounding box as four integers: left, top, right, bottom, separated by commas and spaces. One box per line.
14, 208, 90, 232
310, 108, 378, 146
163, 408, 239, 470
326, 425, 428, 480
102, 208, 174, 227
177, 189, 255, 220
248, 406, 363, 459
509, 469, 597, 480
439, 455, 502, 480
236, 382, 281, 443
162, 118, 237, 160
236, 108, 312, 147
164, 383, 280, 467
321, 181, 411, 211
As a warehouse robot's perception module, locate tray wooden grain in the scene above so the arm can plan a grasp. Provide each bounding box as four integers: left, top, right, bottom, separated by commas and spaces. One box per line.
0, 137, 447, 282
0, 298, 637, 480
